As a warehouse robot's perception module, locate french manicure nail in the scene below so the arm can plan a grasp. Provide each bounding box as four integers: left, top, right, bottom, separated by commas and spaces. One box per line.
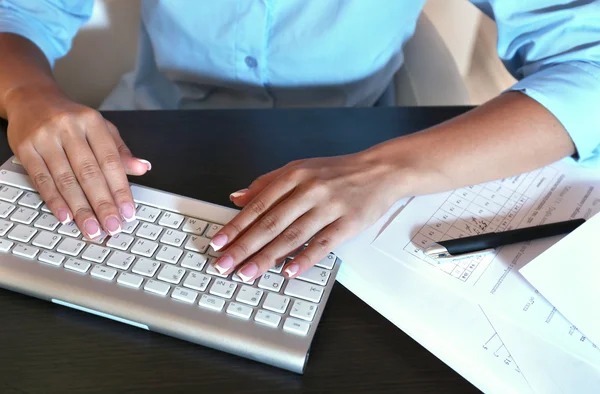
57, 209, 71, 224
230, 188, 248, 200
238, 262, 258, 282
209, 234, 228, 251
104, 215, 122, 236
120, 203, 136, 222
83, 218, 101, 239
284, 263, 300, 278
137, 159, 152, 171
215, 255, 234, 274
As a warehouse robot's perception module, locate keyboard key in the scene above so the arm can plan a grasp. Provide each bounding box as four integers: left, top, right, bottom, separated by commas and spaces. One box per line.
136, 222, 162, 240
205, 263, 228, 278
290, 300, 318, 322
18, 192, 42, 209
106, 233, 134, 250
235, 286, 263, 306
57, 222, 81, 237
0, 218, 13, 236
171, 287, 198, 304
12, 243, 39, 259
10, 207, 38, 224
258, 273, 285, 293
254, 309, 281, 328
269, 261, 284, 274
182, 272, 211, 291
38, 251, 65, 266
0, 201, 15, 218
32, 231, 61, 249
0, 239, 13, 252
209, 279, 237, 299
130, 239, 159, 257
157, 265, 185, 284
284, 279, 324, 303
0, 185, 22, 202
144, 279, 170, 296
34, 213, 60, 231
132, 258, 160, 277
232, 272, 255, 285
117, 272, 144, 289
83, 232, 107, 244
158, 212, 185, 229
155, 245, 183, 264
8, 224, 37, 242
106, 251, 136, 270
297, 266, 330, 286
64, 258, 91, 273
90, 265, 117, 281
199, 294, 225, 311
121, 220, 139, 234
205, 223, 222, 239
180, 251, 207, 271
262, 293, 290, 314
160, 229, 187, 247
136, 205, 161, 222
81, 245, 111, 263
41, 203, 51, 213
184, 235, 210, 253
283, 317, 310, 336
226, 302, 253, 319
56, 238, 86, 256
182, 217, 208, 235
315, 253, 336, 270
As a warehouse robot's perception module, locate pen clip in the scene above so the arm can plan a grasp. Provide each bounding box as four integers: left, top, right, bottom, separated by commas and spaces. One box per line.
423, 243, 495, 263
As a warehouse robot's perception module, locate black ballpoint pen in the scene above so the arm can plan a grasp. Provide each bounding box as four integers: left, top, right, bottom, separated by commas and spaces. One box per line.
423, 218, 586, 262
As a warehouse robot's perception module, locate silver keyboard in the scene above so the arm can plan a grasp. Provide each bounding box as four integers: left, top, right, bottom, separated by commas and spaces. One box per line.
0, 157, 341, 373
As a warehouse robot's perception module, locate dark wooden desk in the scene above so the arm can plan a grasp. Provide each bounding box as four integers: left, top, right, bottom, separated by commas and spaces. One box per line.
0, 107, 480, 393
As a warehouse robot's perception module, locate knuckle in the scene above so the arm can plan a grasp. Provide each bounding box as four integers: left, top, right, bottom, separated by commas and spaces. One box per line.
77, 160, 101, 181
111, 186, 131, 204
100, 152, 122, 172
92, 199, 115, 216
227, 222, 244, 235
247, 198, 267, 216
231, 241, 251, 258
31, 171, 53, 191
281, 226, 304, 246
55, 171, 78, 191
313, 235, 333, 252
260, 213, 280, 233
74, 207, 94, 220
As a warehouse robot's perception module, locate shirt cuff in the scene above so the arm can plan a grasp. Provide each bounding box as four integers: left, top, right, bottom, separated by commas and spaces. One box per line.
508, 61, 600, 167
0, 11, 61, 66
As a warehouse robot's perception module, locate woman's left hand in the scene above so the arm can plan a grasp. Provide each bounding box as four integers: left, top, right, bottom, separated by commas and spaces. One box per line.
208, 151, 408, 282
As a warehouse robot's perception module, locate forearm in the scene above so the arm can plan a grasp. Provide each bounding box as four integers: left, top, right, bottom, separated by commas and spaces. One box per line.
367, 92, 576, 198
0, 33, 63, 119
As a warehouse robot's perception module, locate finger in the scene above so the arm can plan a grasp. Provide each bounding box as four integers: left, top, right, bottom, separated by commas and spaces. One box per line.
281, 218, 350, 279
17, 145, 73, 224
105, 120, 151, 176
209, 171, 301, 251
234, 209, 335, 282
230, 160, 305, 207
211, 191, 314, 275
37, 142, 100, 238
62, 134, 122, 237
87, 121, 136, 222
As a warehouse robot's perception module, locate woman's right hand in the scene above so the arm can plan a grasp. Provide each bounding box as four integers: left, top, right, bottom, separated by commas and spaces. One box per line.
5, 86, 151, 239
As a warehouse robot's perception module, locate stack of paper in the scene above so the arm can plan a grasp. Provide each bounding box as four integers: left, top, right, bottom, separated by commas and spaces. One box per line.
335, 158, 600, 393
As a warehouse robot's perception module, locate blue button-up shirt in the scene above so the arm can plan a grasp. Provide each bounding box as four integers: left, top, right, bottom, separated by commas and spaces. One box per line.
1, 1, 599, 165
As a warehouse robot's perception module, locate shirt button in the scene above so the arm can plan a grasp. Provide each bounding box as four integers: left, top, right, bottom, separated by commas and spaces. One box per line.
245, 56, 257, 68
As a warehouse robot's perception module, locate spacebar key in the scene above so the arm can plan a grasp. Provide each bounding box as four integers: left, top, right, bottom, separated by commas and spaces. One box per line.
284, 279, 324, 303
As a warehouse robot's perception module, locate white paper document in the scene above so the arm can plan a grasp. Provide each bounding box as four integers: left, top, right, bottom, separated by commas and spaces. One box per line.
520, 213, 600, 348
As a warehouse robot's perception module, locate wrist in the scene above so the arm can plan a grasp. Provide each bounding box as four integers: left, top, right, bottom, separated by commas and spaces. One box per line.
4, 83, 66, 119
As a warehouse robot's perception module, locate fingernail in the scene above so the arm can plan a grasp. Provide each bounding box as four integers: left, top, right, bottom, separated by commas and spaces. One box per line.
209, 233, 228, 251
230, 188, 248, 200
214, 255, 234, 274
284, 263, 300, 278
104, 215, 122, 236
57, 209, 71, 224
238, 262, 258, 282
83, 218, 101, 239
119, 203, 136, 222
137, 159, 152, 171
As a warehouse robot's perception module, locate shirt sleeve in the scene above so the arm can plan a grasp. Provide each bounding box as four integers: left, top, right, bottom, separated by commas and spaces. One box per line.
0, 0, 94, 67
470, 0, 600, 167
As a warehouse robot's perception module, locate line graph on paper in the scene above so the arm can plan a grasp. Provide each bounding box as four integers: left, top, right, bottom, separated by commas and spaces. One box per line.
403, 167, 557, 283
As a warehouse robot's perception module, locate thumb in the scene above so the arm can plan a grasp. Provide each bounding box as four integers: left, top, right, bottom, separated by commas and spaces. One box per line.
105, 120, 151, 176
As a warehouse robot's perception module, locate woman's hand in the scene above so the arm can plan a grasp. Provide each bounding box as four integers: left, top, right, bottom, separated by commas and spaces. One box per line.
208, 151, 409, 282
5, 86, 151, 238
